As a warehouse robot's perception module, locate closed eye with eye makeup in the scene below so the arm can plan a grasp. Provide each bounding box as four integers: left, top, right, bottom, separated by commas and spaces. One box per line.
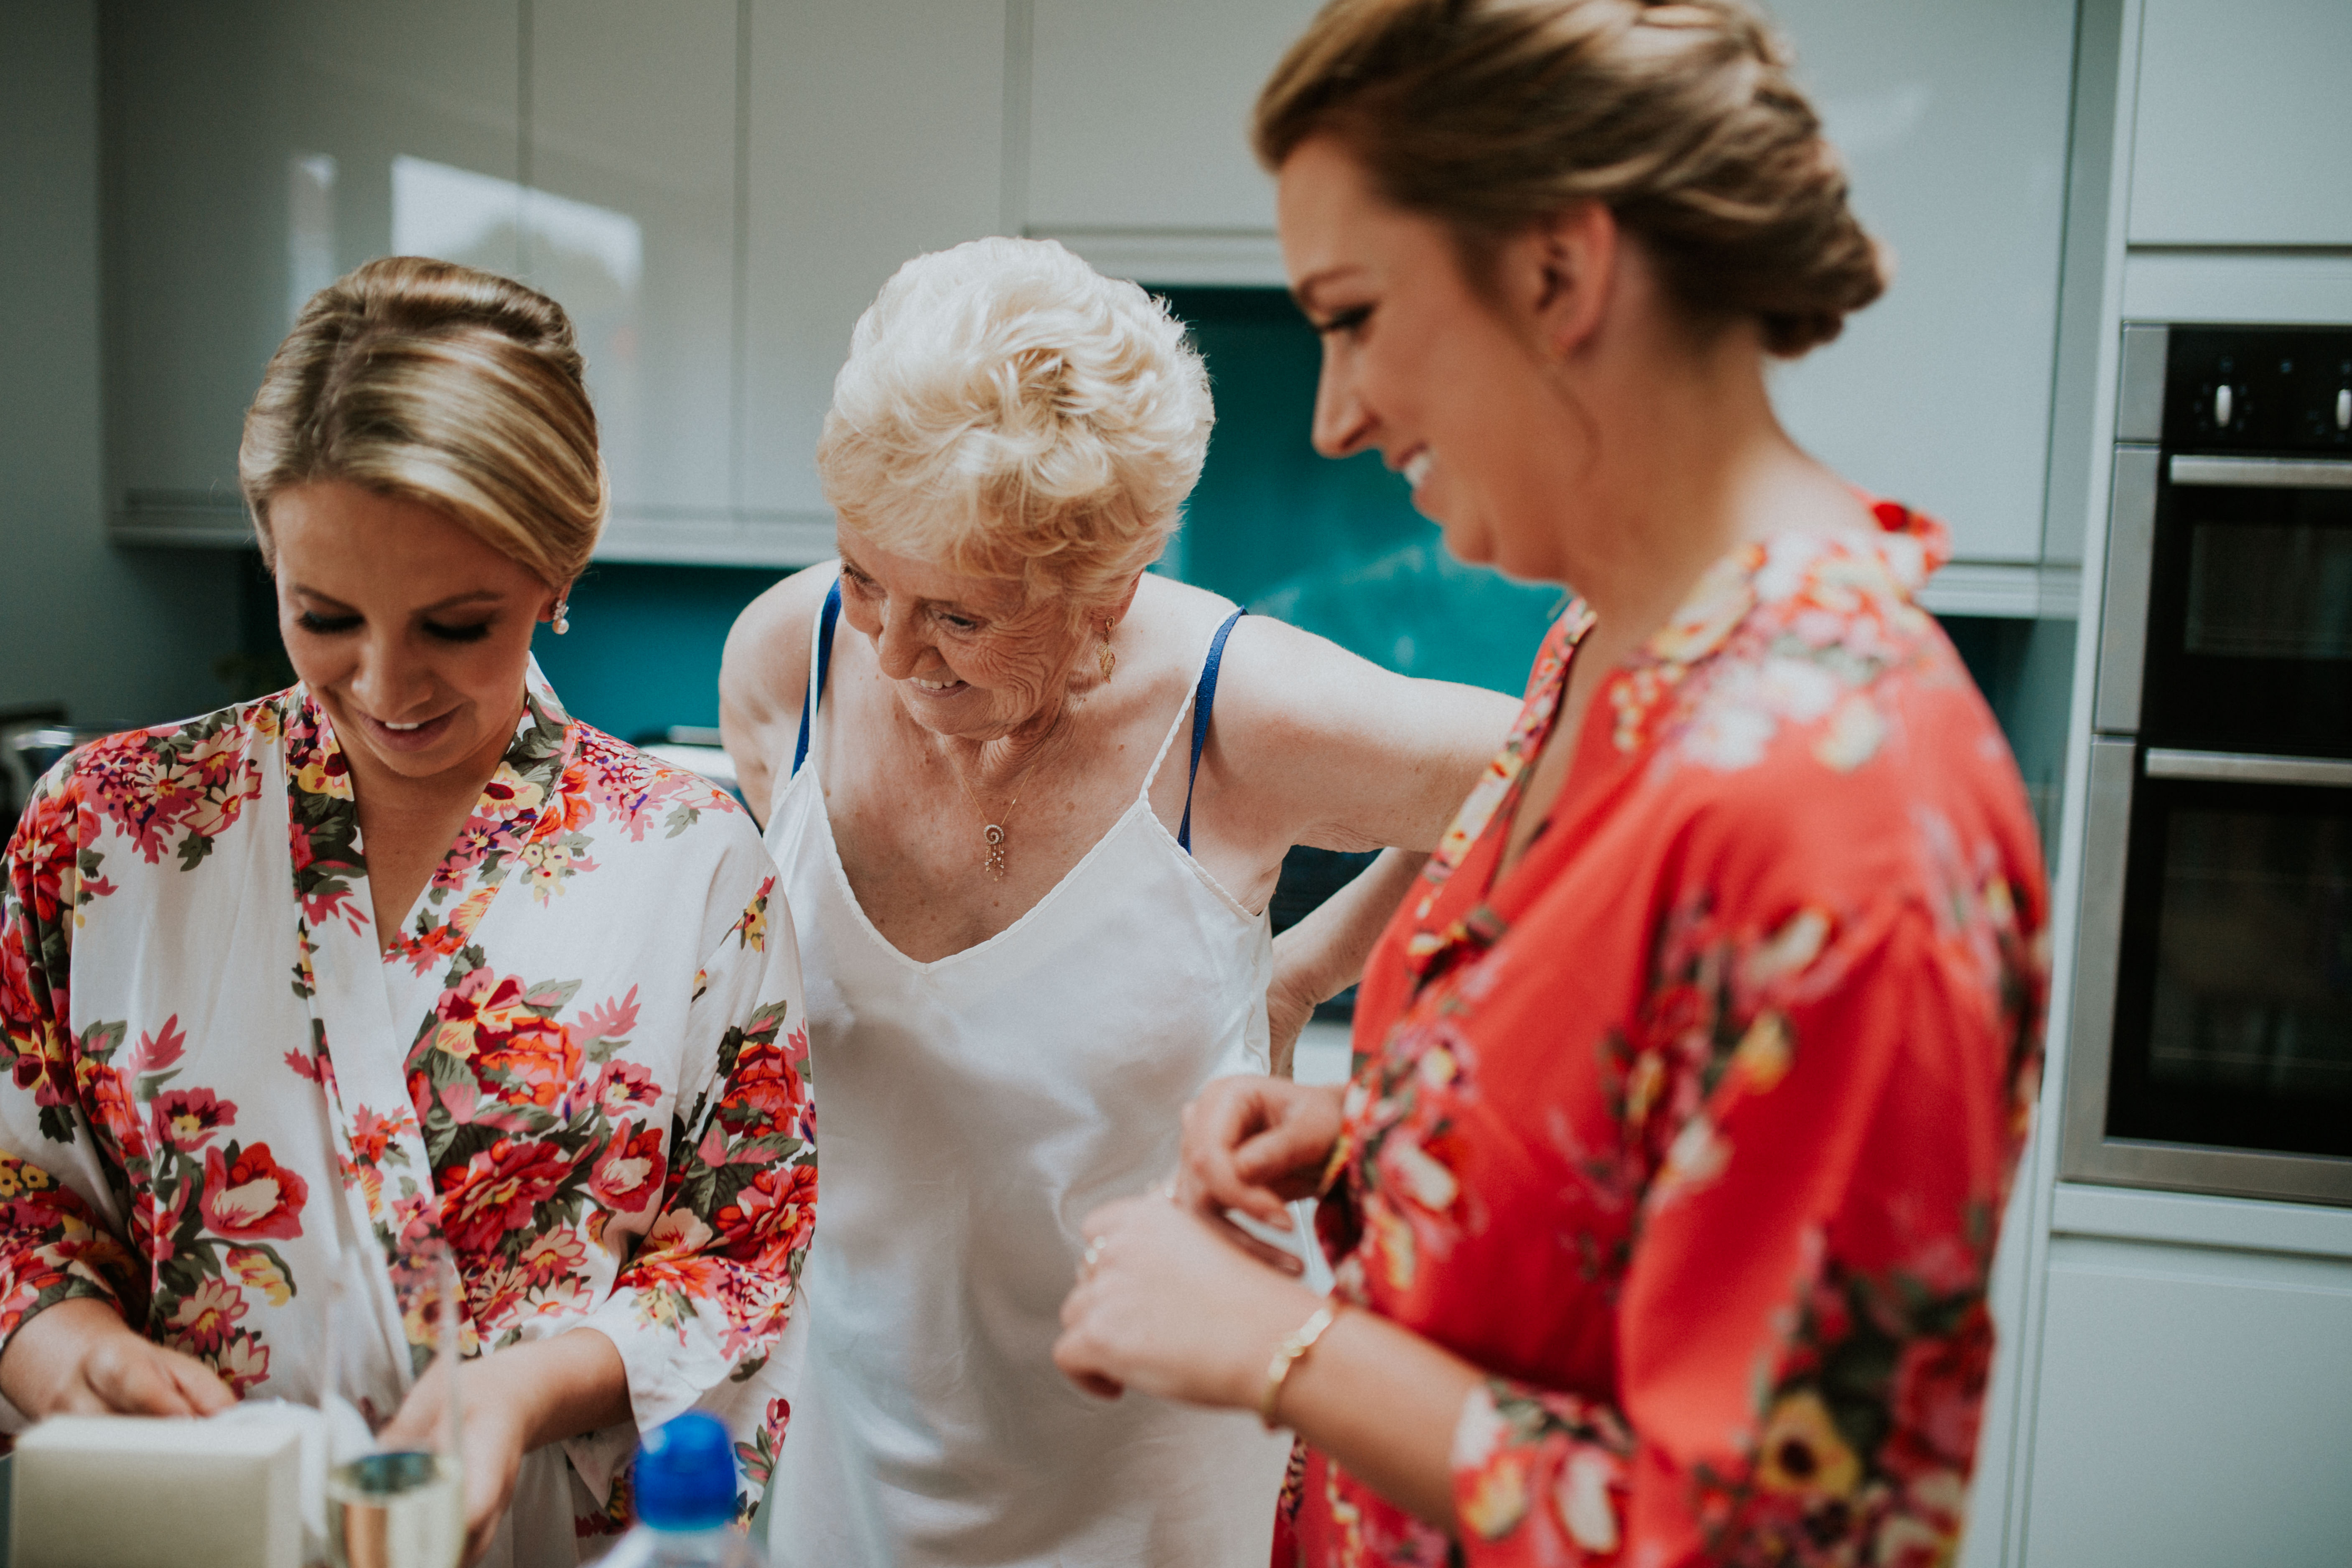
293, 606, 496, 644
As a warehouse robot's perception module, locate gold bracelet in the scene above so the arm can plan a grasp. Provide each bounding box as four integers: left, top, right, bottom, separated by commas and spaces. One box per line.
1257, 1301, 1341, 1431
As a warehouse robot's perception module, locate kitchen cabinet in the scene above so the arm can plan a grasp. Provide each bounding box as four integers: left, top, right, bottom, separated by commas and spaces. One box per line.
2020, 1235, 2352, 1568
738, 0, 1007, 536
104, 0, 520, 545
1765, 0, 2076, 568
1023, 0, 1317, 237
527, 1, 738, 528
2128, 0, 2352, 247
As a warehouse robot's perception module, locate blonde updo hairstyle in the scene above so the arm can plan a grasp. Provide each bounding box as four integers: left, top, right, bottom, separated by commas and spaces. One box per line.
239, 255, 606, 588
817, 238, 1214, 618
1255, 0, 1887, 356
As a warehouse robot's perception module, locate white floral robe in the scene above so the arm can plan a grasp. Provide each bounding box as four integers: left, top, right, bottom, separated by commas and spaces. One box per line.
0, 668, 813, 1565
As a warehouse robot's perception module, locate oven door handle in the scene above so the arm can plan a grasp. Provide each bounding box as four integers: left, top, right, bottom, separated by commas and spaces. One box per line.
2169, 455, 2352, 489
2144, 748, 2352, 787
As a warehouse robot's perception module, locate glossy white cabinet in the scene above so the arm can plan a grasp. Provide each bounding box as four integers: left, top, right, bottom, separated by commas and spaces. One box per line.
2021, 1235, 2352, 1568
1024, 0, 1316, 236
2129, 0, 2352, 247
105, 0, 520, 542
528, 1, 738, 526
1027, 0, 2077, 577
1766, 0, 2076, 567
738, 0, 1007, 538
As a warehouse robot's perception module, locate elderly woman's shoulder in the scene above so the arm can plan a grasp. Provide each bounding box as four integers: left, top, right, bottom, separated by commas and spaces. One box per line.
721, 565, 836, 722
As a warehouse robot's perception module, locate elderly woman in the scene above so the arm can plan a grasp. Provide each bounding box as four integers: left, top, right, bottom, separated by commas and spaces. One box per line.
719, 236, 1516, 1565
1053, 3, 2050, 1566
0, 258, 814, 1568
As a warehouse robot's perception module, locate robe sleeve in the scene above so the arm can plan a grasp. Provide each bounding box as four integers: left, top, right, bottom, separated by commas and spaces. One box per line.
1448, 905, 2026, 1565
0, 769, 143, 1357
570, 872, 813, 1479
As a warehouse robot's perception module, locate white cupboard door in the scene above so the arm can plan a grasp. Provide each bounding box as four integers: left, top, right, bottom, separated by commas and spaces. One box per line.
1024, 0, 1319, 236
2129, 0, 2352, 247
741, 0, 1008, 530
2024, 1237, 2352, 1568
528, 1, 738, 525
1765, 0, 2075, 567
106, 0, 519, 536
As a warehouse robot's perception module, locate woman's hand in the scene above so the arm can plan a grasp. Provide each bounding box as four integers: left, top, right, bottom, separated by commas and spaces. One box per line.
0, 1296, 236, 1418
1177, 1074, 1344, 1231
1054, 1193, 1322, 1410
378, 1326, 629, 1568
379, 1351, 529, 1568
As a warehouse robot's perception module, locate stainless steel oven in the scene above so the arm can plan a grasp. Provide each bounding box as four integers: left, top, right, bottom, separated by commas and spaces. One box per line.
2065, 323, 2352, 1205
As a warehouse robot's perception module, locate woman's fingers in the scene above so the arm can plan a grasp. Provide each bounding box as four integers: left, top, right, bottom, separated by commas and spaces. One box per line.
81, 1336, 228, 1416
1180, 1078, 1298, 1226
1210, 1212, 1308, 1275
166, 1353, 238, 1416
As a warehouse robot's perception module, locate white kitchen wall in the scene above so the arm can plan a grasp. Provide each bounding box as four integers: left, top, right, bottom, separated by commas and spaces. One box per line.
0, 0, 240, 729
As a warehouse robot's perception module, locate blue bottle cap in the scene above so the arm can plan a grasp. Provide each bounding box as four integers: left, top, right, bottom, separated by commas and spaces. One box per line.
633, 1411, 738, 1531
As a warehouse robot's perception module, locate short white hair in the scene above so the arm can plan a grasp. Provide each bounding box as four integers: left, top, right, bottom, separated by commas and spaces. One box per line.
816, 237, 1214, 612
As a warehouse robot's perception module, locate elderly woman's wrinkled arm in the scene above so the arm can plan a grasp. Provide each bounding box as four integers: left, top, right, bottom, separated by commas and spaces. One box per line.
1266, 847, 1429, 1074
719, 568, 832, 829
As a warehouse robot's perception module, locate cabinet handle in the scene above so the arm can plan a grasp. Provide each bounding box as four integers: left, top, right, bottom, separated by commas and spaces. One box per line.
2144, 748, 2352, 787
2169, 455, 2352, 489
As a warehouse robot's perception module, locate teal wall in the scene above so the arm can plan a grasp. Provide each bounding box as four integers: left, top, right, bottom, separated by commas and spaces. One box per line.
1160, 287, 1563, 695
527, 563, 784, 741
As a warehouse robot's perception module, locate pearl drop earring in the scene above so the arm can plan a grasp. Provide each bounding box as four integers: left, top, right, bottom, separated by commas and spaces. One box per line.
552, 596, 572, 636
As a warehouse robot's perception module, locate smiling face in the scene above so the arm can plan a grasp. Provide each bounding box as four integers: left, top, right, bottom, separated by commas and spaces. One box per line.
834, 528, 1101, 742
1277, 135, 1588, 584
268, 480, 559, 792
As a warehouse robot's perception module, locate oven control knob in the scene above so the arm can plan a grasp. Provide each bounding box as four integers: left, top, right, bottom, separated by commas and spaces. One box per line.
2338, 387, 2350, 431
2215, 383, 2234, 427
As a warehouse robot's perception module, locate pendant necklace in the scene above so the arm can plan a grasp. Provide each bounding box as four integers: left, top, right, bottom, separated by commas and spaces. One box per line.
949, 747, 1041, 881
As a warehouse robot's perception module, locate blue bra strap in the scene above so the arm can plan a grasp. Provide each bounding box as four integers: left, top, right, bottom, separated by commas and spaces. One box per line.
1178, 608, 1246, 853
790, 577, 843, 777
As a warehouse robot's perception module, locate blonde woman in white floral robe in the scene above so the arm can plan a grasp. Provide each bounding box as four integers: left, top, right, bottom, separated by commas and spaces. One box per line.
0, 257, 814, 1568
0, 665, 811, 1561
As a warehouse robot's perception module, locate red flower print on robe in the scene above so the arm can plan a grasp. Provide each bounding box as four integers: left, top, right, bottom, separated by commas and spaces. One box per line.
162, 1275, 248, 1354
201, 1141, 309, 1242
711, 1161, 816, 1269
439, 1137, 572, 1256
153, 1087, 238, 1153
589, 1123, 667, 1214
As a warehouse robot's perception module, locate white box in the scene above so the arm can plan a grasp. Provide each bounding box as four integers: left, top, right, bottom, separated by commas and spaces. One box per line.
11, 1414, 302, 1568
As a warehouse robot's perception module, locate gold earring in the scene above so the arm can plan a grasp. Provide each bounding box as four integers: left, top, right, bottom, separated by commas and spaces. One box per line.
1097, 618, 1115, 682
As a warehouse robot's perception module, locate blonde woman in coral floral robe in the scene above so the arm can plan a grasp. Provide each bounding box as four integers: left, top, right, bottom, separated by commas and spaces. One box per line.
0, 665, 813, 1565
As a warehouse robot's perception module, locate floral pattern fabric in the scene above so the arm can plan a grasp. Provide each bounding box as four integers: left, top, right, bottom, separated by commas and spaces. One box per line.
1278, 504, 2049, 1568
0, 667, 812, 1557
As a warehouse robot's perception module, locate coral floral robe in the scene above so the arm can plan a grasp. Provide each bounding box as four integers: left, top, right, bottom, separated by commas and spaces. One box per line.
0, 669, 813, 1564
1278, 505, 2049, 1568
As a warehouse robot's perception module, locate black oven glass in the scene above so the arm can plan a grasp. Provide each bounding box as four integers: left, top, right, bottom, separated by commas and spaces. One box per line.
2143, 484, 2352, 753
2110, 774, 2352, 1158
2186, 518, 2352, 660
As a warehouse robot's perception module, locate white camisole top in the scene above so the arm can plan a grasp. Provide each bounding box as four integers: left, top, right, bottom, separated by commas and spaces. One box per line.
762, 580, 1292, 1566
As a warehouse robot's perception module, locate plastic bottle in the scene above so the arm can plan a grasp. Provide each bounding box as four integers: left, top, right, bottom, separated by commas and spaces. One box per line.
599, 1412, 769, 1568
